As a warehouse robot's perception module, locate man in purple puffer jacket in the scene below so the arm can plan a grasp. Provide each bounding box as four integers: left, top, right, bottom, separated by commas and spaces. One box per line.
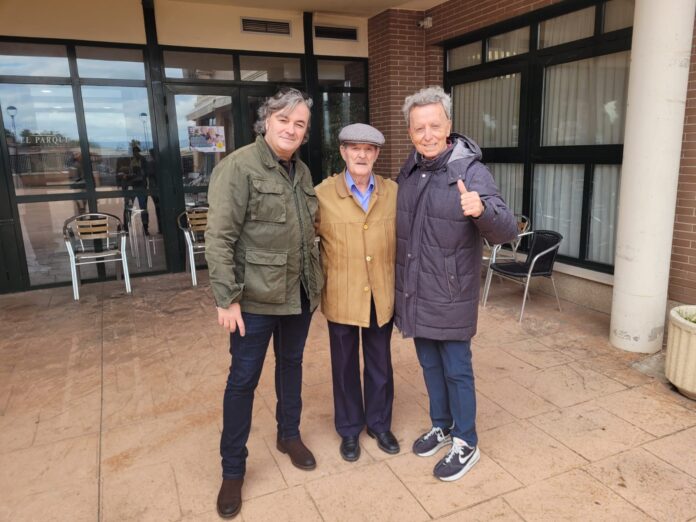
396, 86, 517, 481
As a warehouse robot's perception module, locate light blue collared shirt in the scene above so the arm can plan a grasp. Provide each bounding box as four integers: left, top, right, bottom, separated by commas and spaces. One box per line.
345, 170, 375, 212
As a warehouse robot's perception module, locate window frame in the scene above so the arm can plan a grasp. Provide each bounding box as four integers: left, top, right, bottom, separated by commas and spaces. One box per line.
443, 0, 632, 273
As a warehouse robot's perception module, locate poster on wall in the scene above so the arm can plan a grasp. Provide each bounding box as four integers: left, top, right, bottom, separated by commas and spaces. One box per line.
188, 126, 226, 152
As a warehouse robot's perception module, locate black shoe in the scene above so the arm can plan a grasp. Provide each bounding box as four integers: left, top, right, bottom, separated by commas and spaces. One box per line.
340, 436, 361, 462
366, 428, 400, 455
276, 436, 317, 470
217, 478, 243, 518
412, 426, 452, 457
433, 439, 480, 481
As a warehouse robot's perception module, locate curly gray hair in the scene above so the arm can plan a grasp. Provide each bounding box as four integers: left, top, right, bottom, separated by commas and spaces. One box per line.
254, 88, 313, 144
402, 86, 451, 126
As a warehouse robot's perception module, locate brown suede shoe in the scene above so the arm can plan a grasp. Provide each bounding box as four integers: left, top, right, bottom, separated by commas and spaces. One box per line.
217, 478, 243, 518
276, 436, 316, 470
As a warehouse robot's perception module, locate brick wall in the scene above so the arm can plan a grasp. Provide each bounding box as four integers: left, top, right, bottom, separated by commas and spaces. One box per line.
670, 22, 696, 304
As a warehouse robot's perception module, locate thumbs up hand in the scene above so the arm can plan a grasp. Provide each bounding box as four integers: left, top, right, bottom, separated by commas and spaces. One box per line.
457, 179, 485, 218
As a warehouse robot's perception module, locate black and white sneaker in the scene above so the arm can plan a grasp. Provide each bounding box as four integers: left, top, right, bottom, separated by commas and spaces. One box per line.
433, 438, 480, 481
412, 426, 452, 457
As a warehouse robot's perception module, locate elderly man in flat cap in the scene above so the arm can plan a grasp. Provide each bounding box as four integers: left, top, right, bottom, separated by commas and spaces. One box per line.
314, 123, 399, 461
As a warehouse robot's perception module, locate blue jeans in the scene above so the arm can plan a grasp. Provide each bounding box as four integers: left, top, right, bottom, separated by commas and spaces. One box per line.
220, 291, 313, 479
414, 338, 478, 446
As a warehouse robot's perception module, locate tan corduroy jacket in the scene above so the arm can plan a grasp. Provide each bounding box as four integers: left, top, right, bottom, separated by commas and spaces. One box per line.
315, 170, 397, 328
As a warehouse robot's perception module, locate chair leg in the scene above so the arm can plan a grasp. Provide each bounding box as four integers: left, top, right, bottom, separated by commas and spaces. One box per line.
145, 237, 153, 268
551, 276, 562, 312
189, 248, 198, 287
482, 266, 494, 307
70, 262, 80, 301
121, 242, 132, 294
519, 277, 531, 323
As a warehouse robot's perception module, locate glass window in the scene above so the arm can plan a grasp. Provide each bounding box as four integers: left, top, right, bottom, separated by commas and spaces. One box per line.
487, 27, 529, 62
1, 84, 82, 195
542, 51, 630, 146
0, 43, 70, 77
81, 86, 152, 191
239, 55, 301, 82
18, 200, 91, 286
163, 51, 235, 80
604, 0, 635, 32
452, 73, 521, 147
447, 41, 481, 71
317, 60, 366, 88
538, 7, 595, 49
588, 165, 620, 264
174, 94, 235, 188
319, 92, 367, 179
488, 163, 524, 214
76, 47, 145, 80
96, 196, 165, 273
533, 164, 584, 257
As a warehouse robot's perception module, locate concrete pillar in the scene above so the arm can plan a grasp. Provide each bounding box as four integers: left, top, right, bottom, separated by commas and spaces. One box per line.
610, 0, 696, 353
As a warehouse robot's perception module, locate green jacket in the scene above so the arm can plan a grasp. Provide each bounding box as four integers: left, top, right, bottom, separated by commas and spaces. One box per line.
205, 135, 323, 314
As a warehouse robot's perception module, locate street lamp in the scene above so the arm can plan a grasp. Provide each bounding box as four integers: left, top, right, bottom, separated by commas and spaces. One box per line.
139, 112, 149, 150
6, 105, 18, 174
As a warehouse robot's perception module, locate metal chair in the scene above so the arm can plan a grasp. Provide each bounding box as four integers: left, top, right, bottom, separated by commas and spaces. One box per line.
484, 213, 530, 265
482, 229, 563, 322
177, 207, 208, 286
63, 212, 131, 300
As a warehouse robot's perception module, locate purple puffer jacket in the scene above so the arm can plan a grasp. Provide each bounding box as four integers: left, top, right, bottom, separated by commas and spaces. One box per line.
395, 134, 517, 341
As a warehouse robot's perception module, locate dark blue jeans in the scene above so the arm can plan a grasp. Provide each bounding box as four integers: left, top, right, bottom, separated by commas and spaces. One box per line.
220, 292, 313, 479
414, 338, 478, 447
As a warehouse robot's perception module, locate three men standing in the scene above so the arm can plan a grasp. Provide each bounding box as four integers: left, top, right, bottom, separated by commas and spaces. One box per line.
315, 124, 399, 461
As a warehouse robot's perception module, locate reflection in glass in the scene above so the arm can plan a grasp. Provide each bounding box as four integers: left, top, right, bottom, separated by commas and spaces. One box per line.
604, 0, 635, 32
18, 200, 92, 286
239, 55, 302, 82
488, 163, 523, 214
447, 41, 481, 71
538, 7, 595, 48
0, 84, 82, 195
487, 27, 529, 62
174, 95, 234, 188
0, 42, 70, 77
76, 46, 145, 80
320, 92, 367, 179
588, 165, 620, 264
163, 51, 235, 80
96, 196, 165, 274
533, 164, 583, 257
185, 192, 209, 207
81, 86, 154, 190
317, 60, 366, 87
452, 73, 520, 147
542, 51, 630, 146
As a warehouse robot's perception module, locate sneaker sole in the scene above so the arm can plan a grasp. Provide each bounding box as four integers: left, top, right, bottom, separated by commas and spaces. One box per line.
413, 436, 452, 457
436, 446, 480, 482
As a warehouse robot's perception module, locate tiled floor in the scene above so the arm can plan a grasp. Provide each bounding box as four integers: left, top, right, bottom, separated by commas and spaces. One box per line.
1, 272, 696, 521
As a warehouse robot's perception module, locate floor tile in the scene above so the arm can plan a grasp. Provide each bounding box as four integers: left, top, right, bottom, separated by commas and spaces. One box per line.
0, 478, 98, 522
511, 363, 626, 408
477, 377, 556, 419
529, 402, 654, 461
498, 337, 575, 369
643, 425, 696, 478
585, 448, 696, 521
481, 420, 586, 485
436, 497, 523, 521
505, 469, 651, 521
595, 385, 696, 437
241, 485, 322, 522
306, 461, 429, 521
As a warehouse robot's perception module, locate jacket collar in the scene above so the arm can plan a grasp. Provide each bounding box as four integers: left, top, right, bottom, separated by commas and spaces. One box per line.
335, 169, 382, 198
255, 134, 302, 183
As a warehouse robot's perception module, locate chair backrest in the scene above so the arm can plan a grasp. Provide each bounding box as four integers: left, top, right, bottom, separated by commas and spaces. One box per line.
63, 212, 123, 251
178, 206, 208, 244
516, 214, 530, 235
525, 229, 563, 275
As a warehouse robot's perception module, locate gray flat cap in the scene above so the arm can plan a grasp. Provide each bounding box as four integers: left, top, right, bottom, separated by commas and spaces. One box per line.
338, 123, 385, 147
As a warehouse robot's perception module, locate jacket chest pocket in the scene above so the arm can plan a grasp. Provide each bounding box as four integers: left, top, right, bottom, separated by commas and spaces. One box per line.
250, 179, 286, 223
301, 184, 318, 218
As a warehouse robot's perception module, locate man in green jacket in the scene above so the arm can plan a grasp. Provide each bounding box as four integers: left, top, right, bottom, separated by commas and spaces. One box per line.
206, 88, 323, 519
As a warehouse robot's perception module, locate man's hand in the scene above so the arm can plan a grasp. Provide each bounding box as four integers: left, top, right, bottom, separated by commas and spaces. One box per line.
457, 179, 485, 218
217, 303, 245, 336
